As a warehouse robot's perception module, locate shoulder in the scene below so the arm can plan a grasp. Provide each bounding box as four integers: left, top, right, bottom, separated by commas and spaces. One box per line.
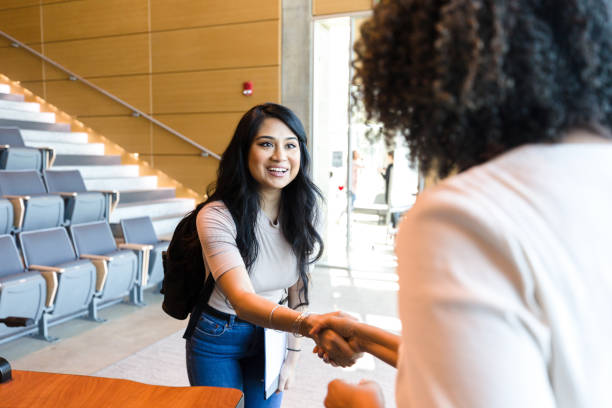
196, 200, 237, 235
397, 161, 521, 277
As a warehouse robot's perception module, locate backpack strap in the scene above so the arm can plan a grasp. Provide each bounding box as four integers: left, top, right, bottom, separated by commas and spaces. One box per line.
182, 271, 216, 339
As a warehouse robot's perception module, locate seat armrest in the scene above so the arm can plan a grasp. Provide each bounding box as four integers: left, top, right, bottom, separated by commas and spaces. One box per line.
118, 244, 152, 287
57, 192, 78, 198
79, 256, 109, 292
36, 146, 56, 169
95, 190, 120, 220
80, 254, 114, 262
28, 264, 65, 273
118, 243, 154, 251
3, 194, 30, 200
31, 270, 59, 308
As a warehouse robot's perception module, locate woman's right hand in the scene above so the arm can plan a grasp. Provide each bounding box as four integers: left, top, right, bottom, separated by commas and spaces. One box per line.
308, 311, 363, 366
309, 311, 359, 341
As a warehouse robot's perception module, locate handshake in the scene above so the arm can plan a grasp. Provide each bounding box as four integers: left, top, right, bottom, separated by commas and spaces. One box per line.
307, 311, 365, 367
304, 311, 395, 408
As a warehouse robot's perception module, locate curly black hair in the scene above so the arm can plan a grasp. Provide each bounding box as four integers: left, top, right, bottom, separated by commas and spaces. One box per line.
353, 0, 612, 177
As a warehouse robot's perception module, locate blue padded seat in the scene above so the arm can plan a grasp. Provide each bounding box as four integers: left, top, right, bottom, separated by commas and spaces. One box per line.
19, 227, 97, 341
43, 170, 113, 225
0, 170, 64, 232
70, 221, 137, 306
0, 127, 53, 172
120, 216, 168, 290
0, 198, 13, 234
0, 234, 46, 343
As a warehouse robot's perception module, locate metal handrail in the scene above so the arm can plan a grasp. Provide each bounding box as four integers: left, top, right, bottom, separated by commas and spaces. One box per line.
0, 29, 220, 160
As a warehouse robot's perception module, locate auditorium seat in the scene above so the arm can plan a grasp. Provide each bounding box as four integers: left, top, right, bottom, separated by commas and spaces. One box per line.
0, 170, 64, 232
43, 169, 119, 225
0, 127, 54, 172
69, 221, 139, 310
0, 234, 46, 344
119, 216, 169, 304
19, 227, 97, 341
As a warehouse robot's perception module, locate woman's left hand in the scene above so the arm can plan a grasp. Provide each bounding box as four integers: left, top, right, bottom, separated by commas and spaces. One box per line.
277, 358, 297, 392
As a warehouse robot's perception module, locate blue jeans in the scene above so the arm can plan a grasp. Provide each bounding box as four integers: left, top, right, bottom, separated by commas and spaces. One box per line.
185, 310, 283, 408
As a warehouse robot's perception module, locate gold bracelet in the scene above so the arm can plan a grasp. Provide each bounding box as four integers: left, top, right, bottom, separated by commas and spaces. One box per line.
268, 304, 282, 326
292, 311, 311, 337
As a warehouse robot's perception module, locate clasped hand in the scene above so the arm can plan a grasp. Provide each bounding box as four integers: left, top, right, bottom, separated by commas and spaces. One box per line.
308, 311, 363, 367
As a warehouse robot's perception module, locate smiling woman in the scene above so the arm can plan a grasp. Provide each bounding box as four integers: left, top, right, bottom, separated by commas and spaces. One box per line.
181, 103, 361, 408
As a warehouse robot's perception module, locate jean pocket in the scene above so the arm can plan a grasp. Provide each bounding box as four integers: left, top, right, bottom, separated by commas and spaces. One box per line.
194, 314, 227, 337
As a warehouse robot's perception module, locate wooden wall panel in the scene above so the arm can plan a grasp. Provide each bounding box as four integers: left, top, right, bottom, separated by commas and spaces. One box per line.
0, 5, 40, 44
150, 0, 279, 31
19, 81, 45, 98
84, 116, 152, 154
0, 47, 44, 82
152, 112, 242, 155
139, 155, 220, 195
37, 75, 150, 117
0, 1, 40, 10
313, 0, 372, 16
153, 66, 279, 114
152, 21, 279, 73
43, 34, 149, 80
43, 0, 148, 42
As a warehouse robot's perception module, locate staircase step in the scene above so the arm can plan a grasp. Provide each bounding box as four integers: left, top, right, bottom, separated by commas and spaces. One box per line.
0, 119, 70, 132
26, 140, 104, 155
84, 175, 158, 191
53, 154, 121, 166
110, 198, 195, 223
0, 84, 10, 94
117, 188, 176, 204
0, 93, 24, 102
52, 165, 139, 178
0, 100, 39, 112
0, 108, 54, 123
20, 130, 88, 144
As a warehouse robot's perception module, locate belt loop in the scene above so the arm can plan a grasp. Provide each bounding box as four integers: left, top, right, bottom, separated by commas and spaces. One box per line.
228, 314, 236, 326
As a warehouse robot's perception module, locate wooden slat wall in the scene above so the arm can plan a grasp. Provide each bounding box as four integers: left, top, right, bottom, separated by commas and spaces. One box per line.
0, 0, 282, 195
313, 0, 373, 16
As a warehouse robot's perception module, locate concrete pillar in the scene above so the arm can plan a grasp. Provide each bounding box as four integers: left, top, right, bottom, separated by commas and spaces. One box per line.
281, 0, 313, 145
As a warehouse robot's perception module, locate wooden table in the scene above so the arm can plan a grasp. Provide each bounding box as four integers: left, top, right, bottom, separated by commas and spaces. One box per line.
0, 370, 244, 408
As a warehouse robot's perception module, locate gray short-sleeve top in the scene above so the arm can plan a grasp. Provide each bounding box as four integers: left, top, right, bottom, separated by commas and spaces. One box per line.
196, 200, 299, 314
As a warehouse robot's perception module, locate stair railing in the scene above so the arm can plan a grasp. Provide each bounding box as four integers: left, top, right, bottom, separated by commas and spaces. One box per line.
0, 29, 220, 160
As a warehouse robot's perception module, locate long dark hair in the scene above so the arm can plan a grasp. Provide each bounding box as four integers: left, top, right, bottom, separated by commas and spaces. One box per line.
204, 103, 323, 306
353, 0, 612, 178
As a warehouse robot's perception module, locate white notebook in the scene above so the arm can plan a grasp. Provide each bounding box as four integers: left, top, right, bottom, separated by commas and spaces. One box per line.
264, 328, 288, 399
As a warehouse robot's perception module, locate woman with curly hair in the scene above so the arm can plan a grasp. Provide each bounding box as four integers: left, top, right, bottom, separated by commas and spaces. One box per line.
314, 0, 612, 406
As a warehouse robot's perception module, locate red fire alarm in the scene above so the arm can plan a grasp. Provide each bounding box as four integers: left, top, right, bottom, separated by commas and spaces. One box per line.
242, 81, 253, 96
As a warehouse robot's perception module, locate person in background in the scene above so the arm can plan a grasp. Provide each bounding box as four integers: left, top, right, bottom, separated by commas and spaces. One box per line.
316, 0, 612, 407
186, 103, 358, 408
350, 150, 365, 207
379, 151, 394, 205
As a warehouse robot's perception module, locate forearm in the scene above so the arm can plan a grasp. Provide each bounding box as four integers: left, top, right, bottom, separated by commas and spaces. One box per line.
350, 321, 399, 367
355, 322, 400, 355
359, 338, 397, 368
230, 292, 318, 339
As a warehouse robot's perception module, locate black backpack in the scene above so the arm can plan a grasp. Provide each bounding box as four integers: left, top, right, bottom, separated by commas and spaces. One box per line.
161, 201, 215, 339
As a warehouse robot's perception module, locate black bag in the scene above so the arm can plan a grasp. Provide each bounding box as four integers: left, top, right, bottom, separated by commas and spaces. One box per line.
161, 202, 215, 338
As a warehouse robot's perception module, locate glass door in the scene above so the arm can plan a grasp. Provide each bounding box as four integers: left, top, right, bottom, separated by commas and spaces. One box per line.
313, 15, 419, 270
